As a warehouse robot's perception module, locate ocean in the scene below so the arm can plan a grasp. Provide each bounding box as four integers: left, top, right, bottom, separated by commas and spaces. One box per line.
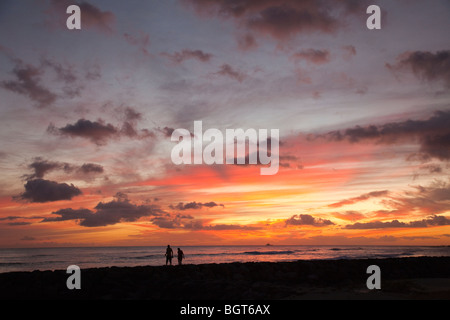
0, 245, 449, 273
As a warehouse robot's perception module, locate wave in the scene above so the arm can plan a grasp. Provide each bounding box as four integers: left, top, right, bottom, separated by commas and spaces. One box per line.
329, 247, 365, 251
133, 255, 159, 260
112, 255, 159, 260
243, 250, 296, 255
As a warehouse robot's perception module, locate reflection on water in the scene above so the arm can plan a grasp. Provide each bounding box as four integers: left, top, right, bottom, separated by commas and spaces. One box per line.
0, 245, 449, 273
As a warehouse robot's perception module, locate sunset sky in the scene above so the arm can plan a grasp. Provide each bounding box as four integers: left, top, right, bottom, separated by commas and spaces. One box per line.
0, 0, 449, 247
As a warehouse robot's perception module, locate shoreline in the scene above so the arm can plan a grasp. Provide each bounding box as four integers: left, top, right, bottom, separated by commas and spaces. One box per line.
0, 256, 449, 299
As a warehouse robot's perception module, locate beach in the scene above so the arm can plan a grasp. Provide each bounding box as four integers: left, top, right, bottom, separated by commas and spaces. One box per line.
0, 257, 449, 300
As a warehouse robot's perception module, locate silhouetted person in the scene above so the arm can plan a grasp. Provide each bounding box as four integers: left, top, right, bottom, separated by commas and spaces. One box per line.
165, 245, 173, 265
177, 248, 185, 265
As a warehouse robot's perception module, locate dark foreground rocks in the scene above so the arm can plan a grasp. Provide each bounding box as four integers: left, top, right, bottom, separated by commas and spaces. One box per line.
0, 257, 449, 299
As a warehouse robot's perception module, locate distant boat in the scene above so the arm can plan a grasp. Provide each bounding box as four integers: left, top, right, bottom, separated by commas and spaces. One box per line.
265, 243, 272, 246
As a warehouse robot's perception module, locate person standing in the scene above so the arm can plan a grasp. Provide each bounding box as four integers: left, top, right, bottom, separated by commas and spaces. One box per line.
165, 245, 173, 265
177, 248, 185, 265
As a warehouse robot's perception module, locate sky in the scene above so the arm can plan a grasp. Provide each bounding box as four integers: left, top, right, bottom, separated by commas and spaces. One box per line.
0, 0, 449, 247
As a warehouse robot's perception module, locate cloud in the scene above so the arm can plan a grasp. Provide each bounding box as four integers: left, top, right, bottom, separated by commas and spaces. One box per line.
47, 0, 116, 34
40, 58, 77, 84
0, 55, 97, 107
215, 64, 246, 82
169, 201, 224, 210
123, 32, 151, 56
157, 126, 175, 138
15, 179, 82, 203
358, 180, 450, 218
123, 106, 143, 121
183, 0, 368, 42
342, 45, 357, 59
325, 181, 450, 224
328, 190, 389, 208
313, 110, 450, 161
291, 49, 330, 64
21, 236, 36, 241
186, 223, 259, 231
79, 163, 104, 174
285, 214, 334, 227
386, 50, 450, 88
345, 215, 450, 229
332, 211, 365, 222
78, 2, 116, 33
151, 214, 258, 231
237, 33, 258, 51
150, 213, 195, 229
48, 119, 118, 145
245, 3, 339, 40
161, 49, 213, 64
42, 194, 164, 227
0, 60, 57, 108
0, 215, 47, 222
278, 154, 304, 169
23, 157, 104, 180
48, 116, 153, 145
24, 157, 70, 180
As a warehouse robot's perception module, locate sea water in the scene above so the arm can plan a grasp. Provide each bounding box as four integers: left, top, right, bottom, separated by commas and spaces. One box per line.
0, 245, 449, 273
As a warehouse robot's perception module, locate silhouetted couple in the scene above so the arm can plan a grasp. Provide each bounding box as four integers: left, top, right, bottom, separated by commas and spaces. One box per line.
165, 245, 185, 265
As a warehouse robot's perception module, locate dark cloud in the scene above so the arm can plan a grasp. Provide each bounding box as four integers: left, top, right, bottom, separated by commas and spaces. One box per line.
8, 222, 32, 226
123, 106, 143, 121
328, 190, 389, 208
77, 1, 116, 33
15, 179, 82, 203
161, 49, 213, 64
313, 110, 450, 161
42, 195, 164, 227
0, 55, 97, 107
183, 0, 368, 42
386, 50, 450, 88
0, 215, 46, 222
79, 163, 104, 174
50, 119, 118, 145
215, 64, 246, 82
48, 0, 116, 34
24, 157, 103, 180
48, 115, 153, 145
279, 154, 303, 169
247, 4, 338, 40
25, 157, 70, 180
48, 107, 151, 145
291, 49, 330, 64
0, 61, 57, 108
285, 214, 334, 227
169, 201, 224, 210
20, 236, 36, 241
345, 215, 450, 229
157, 126, 175, 138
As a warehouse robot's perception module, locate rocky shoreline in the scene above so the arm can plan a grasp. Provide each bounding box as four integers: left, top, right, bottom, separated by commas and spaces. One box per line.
0, 257, 449, 299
